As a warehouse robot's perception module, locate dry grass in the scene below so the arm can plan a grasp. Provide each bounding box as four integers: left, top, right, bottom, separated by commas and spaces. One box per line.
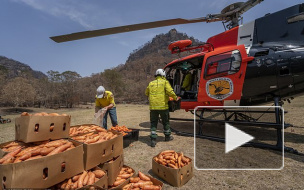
0, 99, 303, 189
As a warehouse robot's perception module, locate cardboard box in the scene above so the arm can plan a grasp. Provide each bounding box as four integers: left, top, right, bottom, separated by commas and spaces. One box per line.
51, 167, 108, 190
83, 185, 106, 190
82, 131, 123, 170
15, 115, 71, 143
99, 154, 124, 185
0, 140, 84, 189
122, 173, 163, 189
152, 154, 194, 187
108, 165, 135, 190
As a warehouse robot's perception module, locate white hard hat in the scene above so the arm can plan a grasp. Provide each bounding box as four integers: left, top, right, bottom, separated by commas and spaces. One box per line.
96, 86, 105, 98
155, 69, 166, 77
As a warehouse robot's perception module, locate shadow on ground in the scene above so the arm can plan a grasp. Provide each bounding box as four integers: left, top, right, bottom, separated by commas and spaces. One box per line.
139, 120, 304, 164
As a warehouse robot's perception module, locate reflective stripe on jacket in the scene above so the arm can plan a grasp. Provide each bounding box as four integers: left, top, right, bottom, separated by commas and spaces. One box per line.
145, 76, 177, 110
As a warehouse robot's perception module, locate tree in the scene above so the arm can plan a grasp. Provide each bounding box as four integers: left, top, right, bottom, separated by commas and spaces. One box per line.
46, 70, 62, 107
77, 77, 96, 104
101, 69, 124, 97
2, 77, 35, 107
31, 77, 49, 108
0, 66, 8, 105
60, 71, 81, 108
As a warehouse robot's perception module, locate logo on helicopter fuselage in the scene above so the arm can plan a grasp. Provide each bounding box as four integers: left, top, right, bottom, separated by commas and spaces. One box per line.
206, 77, 233, 100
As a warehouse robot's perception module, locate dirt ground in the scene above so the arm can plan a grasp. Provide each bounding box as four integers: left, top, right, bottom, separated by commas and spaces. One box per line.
0, 98, 303, 189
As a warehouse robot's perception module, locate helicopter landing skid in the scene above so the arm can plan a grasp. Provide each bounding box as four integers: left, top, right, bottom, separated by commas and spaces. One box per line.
169, 98, 299, 155
170, 121, 298, 154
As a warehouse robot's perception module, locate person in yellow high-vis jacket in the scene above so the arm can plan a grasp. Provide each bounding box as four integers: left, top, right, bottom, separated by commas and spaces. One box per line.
95, 86, 118, 129
145, 69, 180, 147
182, 71, 193, 91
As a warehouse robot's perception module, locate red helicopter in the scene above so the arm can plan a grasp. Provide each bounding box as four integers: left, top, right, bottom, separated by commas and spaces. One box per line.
50, 0, 303, 152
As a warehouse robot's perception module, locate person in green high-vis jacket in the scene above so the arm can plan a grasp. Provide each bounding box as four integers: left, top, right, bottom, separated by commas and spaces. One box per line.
145, 69, 180, 147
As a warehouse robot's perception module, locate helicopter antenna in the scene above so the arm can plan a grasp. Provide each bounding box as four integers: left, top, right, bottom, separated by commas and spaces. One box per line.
50, 0, 264, 43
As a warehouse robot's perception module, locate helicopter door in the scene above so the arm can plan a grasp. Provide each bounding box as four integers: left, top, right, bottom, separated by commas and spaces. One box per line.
198, 45, 253, 105
290, 52, 304, 93
276, 52, 295, 97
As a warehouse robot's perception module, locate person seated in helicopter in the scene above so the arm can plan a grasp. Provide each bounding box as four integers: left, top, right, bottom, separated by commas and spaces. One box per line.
181, 69, 193, 98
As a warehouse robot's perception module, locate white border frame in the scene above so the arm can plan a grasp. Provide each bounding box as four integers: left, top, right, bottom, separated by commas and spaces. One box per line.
194, 106, 284, 171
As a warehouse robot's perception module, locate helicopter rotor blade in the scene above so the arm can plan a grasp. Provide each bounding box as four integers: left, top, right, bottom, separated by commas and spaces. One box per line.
50, 17, 211, 43
238, 0, 264, 15
50, 0, 264, 43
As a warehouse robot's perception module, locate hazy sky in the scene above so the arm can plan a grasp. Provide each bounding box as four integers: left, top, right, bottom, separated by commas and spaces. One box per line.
0, 0, 302, 77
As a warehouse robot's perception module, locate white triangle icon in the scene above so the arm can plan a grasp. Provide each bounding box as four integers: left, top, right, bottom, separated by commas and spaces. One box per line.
225, 123, 255, 153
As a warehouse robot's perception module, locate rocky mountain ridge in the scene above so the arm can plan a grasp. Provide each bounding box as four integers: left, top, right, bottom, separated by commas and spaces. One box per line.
0, 56, 46, 79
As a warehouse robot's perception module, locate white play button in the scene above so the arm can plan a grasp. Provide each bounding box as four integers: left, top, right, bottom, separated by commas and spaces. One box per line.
225, 123, 255, 153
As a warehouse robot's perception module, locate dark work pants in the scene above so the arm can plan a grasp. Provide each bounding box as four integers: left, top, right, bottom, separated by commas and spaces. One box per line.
150, 109, 171, 139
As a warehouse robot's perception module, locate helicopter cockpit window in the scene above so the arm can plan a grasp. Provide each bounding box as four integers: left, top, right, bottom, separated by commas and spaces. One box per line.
205, 50, 241, 78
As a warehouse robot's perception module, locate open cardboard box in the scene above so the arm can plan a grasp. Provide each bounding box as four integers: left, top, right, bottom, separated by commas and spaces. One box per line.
15, 115, 71, 143
99, 154, 124, 185
79, 131, 123, 170
51, 167, 108, 190
122, 172, 163, 189
108, 165, 135, 190
152, 154, 194, 187
0, 139, 84, 189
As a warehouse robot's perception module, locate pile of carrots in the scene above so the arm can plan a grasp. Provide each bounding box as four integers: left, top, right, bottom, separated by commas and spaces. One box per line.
69, 125, 107, 136
153, 150, 190, 169
1, 141, 25, 152
71, 131, 117, 144
55, 167, 106, 189
21, 112, 68, 116
123, 171, 161, 190
111, 125, 132, 136
110, 166, 134, 188
0, 139, 75, 164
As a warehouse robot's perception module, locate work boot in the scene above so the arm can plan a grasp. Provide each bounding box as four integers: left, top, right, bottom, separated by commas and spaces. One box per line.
165, 135, 174, 141
151, 139, 156, 147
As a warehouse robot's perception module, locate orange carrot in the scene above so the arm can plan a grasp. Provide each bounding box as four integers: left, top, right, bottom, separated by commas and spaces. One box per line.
47, 142, 72, 156
0, 147, 21, 164
78, 171, 87, 188
87, 172, 95, 185
113, 179, 126, 187
138, 171, 150, 181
